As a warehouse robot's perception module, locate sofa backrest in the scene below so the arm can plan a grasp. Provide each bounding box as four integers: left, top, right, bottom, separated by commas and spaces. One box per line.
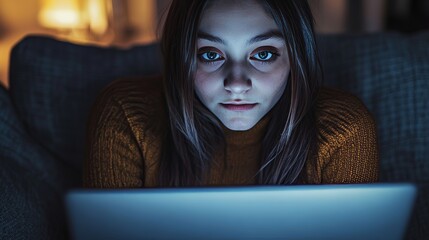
8, 33, 429, 182
317, 32, 429, 182
9, 35, 162, 171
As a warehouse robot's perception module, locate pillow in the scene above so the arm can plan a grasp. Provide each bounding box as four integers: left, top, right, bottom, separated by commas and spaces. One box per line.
9, 35, 162, 170
317, 32, 429, 182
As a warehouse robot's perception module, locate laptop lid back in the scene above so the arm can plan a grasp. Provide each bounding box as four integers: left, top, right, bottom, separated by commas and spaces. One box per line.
66, 183, 416, 240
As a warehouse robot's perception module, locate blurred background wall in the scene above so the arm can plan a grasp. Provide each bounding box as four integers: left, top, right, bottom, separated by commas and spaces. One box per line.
310, 0, 429, 33
0, 0, 428, 88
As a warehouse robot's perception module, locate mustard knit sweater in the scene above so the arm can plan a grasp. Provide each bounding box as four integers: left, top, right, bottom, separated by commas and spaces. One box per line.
84, 76, 379, 188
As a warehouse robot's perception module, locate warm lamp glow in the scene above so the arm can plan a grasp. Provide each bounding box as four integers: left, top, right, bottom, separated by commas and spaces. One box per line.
38, 0, 84, 29
35, 0, 157, 43
87, 0, 109, 35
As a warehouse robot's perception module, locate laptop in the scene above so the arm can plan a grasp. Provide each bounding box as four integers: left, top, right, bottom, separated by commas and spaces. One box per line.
66, 183, 417, 240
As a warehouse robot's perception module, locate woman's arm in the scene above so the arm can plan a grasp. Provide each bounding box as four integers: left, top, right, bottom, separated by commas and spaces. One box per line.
83, 84, 144, 188
318, 90, 379, 184
322, 114, 379, 183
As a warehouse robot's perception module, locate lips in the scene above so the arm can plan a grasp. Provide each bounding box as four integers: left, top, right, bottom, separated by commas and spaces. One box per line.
221, 103, 257, 111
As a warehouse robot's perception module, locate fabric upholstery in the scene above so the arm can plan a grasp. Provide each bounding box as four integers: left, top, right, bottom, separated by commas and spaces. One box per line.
0, 160, 67, 240
9, 36, 162, 171
317, 32, 429, 183
406, 184, 429, 239
0, 84, 70, 240
0, 84, 77, 191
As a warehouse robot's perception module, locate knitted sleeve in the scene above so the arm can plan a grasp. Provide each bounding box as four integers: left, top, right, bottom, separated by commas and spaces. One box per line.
317, 89, 379, 184
83, 81, 144, 188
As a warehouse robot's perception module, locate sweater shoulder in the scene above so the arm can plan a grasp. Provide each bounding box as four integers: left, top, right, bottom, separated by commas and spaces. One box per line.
316, 88, 372, 122
316, 88, 376, 149
99, 75, 165, 108
91, 75, 167, 140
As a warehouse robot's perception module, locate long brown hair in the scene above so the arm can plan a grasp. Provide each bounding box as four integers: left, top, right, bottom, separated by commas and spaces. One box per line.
159, 0, 321, 186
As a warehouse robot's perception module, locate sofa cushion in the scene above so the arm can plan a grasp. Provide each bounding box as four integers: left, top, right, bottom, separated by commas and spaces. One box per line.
9, 35, 162, 170
317, 32, 429, 182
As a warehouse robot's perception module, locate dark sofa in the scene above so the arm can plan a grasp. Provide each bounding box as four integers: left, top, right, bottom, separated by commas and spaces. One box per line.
0, 32, 428, 239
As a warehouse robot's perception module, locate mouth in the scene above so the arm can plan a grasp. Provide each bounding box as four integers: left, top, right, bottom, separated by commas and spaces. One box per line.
220, 103, 258, 111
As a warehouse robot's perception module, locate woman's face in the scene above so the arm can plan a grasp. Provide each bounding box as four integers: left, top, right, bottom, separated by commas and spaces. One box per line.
195, 0, 290, 131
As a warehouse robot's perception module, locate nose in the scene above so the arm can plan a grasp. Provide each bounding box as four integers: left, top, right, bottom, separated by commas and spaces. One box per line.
224, 63, 252, 94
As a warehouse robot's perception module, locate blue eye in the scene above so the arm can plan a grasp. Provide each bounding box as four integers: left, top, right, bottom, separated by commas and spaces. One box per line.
200, 51, 222, 61
252, 51, 274, 61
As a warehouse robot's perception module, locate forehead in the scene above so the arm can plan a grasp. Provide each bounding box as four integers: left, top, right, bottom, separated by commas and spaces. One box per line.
199, 0, 278, 36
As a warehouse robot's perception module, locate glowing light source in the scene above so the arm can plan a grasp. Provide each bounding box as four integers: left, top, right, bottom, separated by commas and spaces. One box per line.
36, 0, 157, 43
38, 0, 84, 29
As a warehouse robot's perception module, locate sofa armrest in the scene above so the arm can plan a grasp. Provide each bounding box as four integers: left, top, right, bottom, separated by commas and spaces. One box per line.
406, 183, 429, 240
0, 159, 68, 240
0, 84, 79, 192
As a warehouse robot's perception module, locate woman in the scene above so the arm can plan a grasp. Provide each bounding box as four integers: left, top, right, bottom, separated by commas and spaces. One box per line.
84, 0, 379, 188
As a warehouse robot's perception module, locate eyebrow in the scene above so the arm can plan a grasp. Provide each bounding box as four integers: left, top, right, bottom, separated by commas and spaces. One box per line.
197, 31, 226, 44
197, 30, 284, 45
248, 30, 284, 44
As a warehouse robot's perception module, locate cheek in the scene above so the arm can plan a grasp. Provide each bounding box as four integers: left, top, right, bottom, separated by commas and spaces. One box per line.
198, 61, 224, 72
194, 70, 221, 104
258, 65, 290, 99
269, 57, 290, 87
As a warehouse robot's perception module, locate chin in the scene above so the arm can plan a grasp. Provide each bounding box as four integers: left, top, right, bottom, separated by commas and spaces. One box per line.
227, 126, 252, 131
223, 119, 257, 131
